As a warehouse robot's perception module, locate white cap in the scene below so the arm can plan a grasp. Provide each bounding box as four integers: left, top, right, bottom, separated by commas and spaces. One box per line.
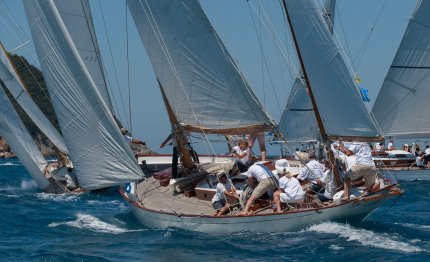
275, 159, 290, 175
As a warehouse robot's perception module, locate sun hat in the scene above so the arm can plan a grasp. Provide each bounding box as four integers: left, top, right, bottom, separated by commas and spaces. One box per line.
275, 159, 290, 175
295, 151, 310, 163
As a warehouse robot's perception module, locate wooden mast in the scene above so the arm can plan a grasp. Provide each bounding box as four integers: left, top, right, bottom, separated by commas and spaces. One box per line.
281, 0, 341, 188
157, 80, 194, 175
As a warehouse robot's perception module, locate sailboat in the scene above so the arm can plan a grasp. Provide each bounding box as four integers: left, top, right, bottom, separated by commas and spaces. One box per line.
0, 41, 75, 193
372, 0, 430, 181
23, 0, 145, 191
120, 0, 401, 234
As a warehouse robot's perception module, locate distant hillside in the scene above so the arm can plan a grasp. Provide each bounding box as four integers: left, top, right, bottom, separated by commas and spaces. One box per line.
0, 54, 59, 156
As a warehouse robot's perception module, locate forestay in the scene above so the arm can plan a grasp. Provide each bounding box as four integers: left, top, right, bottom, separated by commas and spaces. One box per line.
127, 0, 275, 134
372, 0, 430, 138
0, 84, 49, 189
0, 42, 68, 154
284, 0, 381, 141
54, 0, 113, 113
24, 0, 144, 190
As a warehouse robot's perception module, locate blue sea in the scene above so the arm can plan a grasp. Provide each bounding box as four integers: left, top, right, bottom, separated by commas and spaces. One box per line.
1, 158, 429, 261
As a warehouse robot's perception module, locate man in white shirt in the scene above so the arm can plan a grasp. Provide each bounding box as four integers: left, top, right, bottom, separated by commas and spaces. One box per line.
232, 140, 249, 172
387, 140, 395, 150
297, 155, 325, 194
121, 128, 146, 146
337, 142, 378, 198
211, 172, 239, 216
273, 159, 305, 212
241, 163, 278, 214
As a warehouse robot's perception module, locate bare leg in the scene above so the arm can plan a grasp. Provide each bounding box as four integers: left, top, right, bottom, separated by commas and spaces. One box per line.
242, 195, 256, 214
343, 177, 351, 199
218, 204, 231, 216
273, 191, 282, 212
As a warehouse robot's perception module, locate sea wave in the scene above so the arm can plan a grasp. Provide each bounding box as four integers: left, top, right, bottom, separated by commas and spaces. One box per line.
307, 222, 424, 253
48, 213, 144, 234
86, 200, 126, 209
399, 223, 430, 230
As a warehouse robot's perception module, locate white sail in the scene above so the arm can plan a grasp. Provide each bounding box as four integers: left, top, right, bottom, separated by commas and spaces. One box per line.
0, 42, 68, 154
54, 0, 113, 112
127, 0, 275, 134
372, 0, 430, 138
24, 0, 144, 190
283, 0, 381, 141
0, 85, 49, 189
278, 0, 335, 143
278, 77, 320, 142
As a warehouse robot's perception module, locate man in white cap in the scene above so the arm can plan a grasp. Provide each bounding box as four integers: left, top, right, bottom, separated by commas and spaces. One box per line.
241, 162, 278, 214
296, 152, 325, 194
273, 159, 305, 212
121, 128, 146, 146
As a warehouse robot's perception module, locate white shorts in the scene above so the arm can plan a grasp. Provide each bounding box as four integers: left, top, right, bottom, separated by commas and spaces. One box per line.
280, 193, 304, 204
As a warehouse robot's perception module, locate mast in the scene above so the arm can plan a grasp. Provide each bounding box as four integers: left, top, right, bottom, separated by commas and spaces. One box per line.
281, 0, 340, 187
158, 80, 194, 175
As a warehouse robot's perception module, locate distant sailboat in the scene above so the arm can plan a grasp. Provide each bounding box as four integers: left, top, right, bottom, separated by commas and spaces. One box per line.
0, 42, 68, 154
23, 0, 144, 190
0, 41, 73, 193
121, 0, 400, 234
371, 0, 430, 181
372, 0, 430, 139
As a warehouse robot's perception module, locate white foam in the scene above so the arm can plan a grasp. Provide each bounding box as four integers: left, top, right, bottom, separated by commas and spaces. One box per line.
0, 162, 21, 166
329, 244, 344, 251
36, 193, 80, 202
398, 222, 430, 230
21, 180, 37, 190
307, 222, 424, 253
86, 200, 126, 210
48, 213, 143, 234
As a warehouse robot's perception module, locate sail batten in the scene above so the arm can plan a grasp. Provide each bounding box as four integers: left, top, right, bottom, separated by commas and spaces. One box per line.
127, 0, 275, 133
283, 0, 381, 140
372, 0, 430, 138
24, 0, 143, 190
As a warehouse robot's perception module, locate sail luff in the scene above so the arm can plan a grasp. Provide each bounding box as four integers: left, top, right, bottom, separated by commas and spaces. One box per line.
372, 0, 430, 138
127, 0, 275, 134
0, 42, 69, 154
24, 0, 144, 190
0, 85, 49, 190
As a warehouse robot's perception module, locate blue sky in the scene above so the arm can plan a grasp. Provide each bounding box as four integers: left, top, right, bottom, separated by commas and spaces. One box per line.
0, 0, 416, 156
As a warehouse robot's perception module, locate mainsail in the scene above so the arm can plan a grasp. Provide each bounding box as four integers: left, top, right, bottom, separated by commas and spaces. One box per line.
278, 0, 335, 143
127, 0, 275, 135
0, 42, 68, 154
282, 0, 381, 141
372, 0, 430, 138
24, 0, 143, 190
0, 84, 49, 189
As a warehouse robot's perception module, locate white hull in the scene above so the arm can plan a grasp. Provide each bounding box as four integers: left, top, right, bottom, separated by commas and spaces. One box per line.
121, 187, 400, 234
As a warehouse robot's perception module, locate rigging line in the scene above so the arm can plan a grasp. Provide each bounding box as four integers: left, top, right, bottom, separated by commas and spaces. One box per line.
352, 0, 389, 71
141, 1, 224, 159
248, 1, 300, 79
247, 2, 283, 117
125, 4, 132, 133
97, 0, 130, 129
